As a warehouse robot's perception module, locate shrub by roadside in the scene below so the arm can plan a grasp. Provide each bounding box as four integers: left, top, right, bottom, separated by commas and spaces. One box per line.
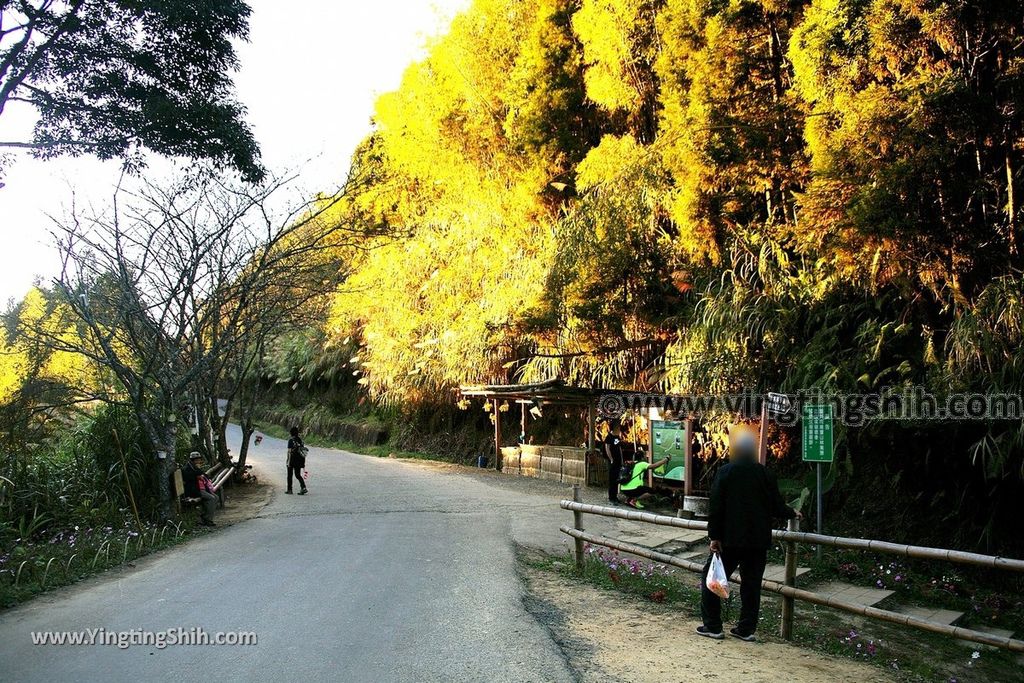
0, 516, 211, 609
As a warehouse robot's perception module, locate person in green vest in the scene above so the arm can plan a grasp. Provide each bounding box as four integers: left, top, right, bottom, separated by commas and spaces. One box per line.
620, 454, 670, 509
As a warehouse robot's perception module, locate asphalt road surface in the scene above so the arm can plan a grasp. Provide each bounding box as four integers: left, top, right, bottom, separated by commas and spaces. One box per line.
0, 425, 583, 682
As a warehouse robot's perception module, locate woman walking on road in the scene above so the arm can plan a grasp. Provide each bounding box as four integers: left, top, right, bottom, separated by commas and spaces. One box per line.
286, 426, 309, 495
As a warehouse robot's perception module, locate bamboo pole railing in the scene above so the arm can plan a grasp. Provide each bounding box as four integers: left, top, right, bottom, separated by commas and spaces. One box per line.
560, 500, 1024, 653
210, 466, 234, 492
560, 500, 1024, 572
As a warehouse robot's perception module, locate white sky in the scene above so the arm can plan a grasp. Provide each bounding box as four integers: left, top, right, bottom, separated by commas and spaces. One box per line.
0, 0, 469, 305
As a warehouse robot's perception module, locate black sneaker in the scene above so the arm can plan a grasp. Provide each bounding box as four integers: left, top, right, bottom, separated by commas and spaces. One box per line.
696, 626, 724, 640
730, 627, 756, 642
285, 490, 293, 494
298, 489, 307, 495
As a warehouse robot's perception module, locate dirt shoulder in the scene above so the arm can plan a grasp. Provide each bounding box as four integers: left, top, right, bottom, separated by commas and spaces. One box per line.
216, 464, 275, 526
521, 565, 894, 683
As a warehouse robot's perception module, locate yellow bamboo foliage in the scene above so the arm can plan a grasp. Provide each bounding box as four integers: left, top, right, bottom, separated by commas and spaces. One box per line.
328, 0, 571, 402
13, 287, 97, 393
572, 0, 652, 112
0, 328, 28, 404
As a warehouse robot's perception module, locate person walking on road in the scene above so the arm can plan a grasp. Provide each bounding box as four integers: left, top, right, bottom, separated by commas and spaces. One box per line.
286, 427, 309, 495
603, 420, 625, 504
697, 425, 801, 642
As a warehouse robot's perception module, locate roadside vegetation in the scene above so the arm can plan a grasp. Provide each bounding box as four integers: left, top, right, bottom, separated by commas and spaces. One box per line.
0, 515, 211, 609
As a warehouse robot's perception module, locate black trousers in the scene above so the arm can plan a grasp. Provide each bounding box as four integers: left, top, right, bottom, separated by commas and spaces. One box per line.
621, 485, 654, 499
199, 490, 218, 523
700, 546, 768, 635
287, 464, 306, 492
607, 463, 620, 502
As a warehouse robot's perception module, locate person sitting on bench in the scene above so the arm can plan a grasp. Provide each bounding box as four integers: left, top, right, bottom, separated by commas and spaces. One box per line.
620, 455, 670, 509
183, 451, 217, 527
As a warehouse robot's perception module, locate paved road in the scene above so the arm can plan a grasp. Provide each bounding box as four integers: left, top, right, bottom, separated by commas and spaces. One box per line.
0, 426, 596, 682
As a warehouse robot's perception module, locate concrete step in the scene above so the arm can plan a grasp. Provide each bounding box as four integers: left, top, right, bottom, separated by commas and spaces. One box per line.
613, 524, 705, 551
809, 580, 895, 607
763, 564, 812, 583
896, 605, 965, 626
675, 553, 811, 583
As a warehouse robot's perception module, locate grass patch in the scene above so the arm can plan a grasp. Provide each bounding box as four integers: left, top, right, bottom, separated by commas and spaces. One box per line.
258, 422, 453, 462
0, 515, 212, 609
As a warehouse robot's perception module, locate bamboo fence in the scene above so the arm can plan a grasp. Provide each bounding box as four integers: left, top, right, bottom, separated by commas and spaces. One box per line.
561, 496, 1024, 653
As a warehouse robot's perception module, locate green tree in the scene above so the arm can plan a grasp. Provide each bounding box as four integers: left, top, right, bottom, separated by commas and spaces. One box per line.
0, 0, 262, 180
790, 0, 1024, 295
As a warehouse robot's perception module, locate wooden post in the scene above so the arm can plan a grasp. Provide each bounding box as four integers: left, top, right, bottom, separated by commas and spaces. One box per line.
520, 401, 527, 443
573, 484, 585, 571
816, 463, 824, 561
586, 401, 596, 486
493, 398, 502, 471
646, 423, 654, 488
683, 418, 694, 497
781, 516, 799, 639
758, 401, 768, 465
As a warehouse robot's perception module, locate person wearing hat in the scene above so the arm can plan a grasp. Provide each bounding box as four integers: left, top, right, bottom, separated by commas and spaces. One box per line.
697, 423, 801, 642
182, 452, 218, 527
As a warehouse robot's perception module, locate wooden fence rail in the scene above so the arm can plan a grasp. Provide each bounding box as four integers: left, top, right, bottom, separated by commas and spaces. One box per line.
561, 491, 1024, 654
560, 499, 1024, 572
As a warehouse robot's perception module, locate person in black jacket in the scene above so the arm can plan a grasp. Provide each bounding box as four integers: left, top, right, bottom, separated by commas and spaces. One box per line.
603, 420, 625, 504
286, 427, 308, 495
697, 425, 801, 641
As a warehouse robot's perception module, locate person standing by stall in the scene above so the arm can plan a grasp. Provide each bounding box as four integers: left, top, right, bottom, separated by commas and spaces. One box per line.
603, 420, 625, 504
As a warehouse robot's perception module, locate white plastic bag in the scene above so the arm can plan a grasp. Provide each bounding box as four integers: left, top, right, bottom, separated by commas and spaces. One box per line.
705, 553, 730, 599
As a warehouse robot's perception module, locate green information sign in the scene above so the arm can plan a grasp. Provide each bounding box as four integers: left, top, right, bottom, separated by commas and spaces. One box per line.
651, 420, 686, 481
802, 404, 834, 462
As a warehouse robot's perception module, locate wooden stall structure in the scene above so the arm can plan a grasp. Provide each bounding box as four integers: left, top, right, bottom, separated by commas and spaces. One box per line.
460, 379, 603, 483
501, 444, 588, 485
459, 379, 697, 495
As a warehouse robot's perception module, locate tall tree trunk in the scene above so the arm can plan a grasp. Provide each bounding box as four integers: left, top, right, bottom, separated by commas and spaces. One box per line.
1006, 140, 1018, 256
214, 395, 233, 465
236, 417, 255, 480
195, 397, 215, 458
233, 370, 265, 477
151, 418, 179, 521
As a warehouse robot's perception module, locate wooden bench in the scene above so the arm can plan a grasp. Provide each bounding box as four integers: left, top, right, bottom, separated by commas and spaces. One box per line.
172, 461, 236, 514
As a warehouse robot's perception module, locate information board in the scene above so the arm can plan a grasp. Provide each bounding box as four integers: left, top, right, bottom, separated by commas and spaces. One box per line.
801, 404, 834, 463
651, 419, 686, 481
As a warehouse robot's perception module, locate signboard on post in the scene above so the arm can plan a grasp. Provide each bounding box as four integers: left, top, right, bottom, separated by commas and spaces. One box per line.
766, 392, 792, 417
802, 404, 834, 462
801, 403, 834, 554
758, 391, 792, 465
